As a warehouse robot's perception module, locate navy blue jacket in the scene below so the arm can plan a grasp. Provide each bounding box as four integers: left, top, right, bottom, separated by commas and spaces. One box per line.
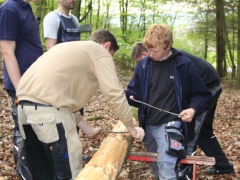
125, 49, 212, 142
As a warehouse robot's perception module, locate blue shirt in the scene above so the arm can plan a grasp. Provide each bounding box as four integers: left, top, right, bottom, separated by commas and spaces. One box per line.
0, 0, 43, 91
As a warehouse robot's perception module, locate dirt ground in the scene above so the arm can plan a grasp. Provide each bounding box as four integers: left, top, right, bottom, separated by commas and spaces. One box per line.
0, 53, 239, 180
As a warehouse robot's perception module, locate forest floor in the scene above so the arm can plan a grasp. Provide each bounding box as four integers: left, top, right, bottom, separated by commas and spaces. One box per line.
0, 61, 240, 179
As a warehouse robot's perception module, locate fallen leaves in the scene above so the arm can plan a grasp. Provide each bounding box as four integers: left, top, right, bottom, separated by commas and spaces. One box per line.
0, 71, 240, 180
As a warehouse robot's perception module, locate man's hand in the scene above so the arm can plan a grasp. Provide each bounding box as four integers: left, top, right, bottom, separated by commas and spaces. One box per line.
77, 118, 101, 138
126, 125, 145, 142
178, 108, 196, 122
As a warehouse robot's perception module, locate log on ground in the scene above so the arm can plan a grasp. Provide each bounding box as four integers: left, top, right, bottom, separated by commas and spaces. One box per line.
75, 118, 138, 180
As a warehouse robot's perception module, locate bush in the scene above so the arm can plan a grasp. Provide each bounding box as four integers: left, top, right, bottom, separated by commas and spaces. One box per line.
114, 39, 136, 74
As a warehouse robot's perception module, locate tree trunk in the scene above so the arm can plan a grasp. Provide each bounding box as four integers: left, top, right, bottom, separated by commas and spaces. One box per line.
75, 118, 138, 180
236, 0, 240, 89
216, 0, 226, 77
119, 0, 129, 42
32, 0, 45, 49
103, 0, 111, 29
79, 1, 93, 23
203, 4, 210, 61
96, 0, 100, 29
71, 0, 80, 20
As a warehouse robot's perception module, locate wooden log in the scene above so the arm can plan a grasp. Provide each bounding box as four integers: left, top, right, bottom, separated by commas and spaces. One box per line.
75, 118, 138, 180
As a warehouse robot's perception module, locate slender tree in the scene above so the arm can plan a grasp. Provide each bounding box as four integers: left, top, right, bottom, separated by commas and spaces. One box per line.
236, 0, 240, 88
203, 4, 210, 60
95, 0, 101, 28
31, 0, 46, 49
119, 0, 129, 41
216, 0, 226, 77
103, 0, 112, 29
71, 0, 81, 20
79, 0, 93, 23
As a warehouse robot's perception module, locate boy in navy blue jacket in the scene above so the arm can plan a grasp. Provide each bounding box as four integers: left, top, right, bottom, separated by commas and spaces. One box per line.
125, 23, 211, 180
131, 42, 235, 179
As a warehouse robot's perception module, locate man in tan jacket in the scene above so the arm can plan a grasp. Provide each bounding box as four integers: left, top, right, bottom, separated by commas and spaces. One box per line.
16, 29, 145, 180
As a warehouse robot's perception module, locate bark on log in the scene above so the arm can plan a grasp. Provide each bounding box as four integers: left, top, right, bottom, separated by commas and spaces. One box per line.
75, 118, 138, 180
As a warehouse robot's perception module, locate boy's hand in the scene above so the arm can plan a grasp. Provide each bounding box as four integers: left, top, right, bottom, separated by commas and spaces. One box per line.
179, 108, 196, 122
127, 125, 145, 142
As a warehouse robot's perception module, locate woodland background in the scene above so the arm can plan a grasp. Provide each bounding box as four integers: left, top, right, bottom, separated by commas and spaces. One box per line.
0, 0, 240, 179
0, 0, 240, 83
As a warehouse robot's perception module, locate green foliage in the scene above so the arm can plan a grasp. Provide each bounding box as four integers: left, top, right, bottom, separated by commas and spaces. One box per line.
30, 0, 58, 51
105, 28, 143, 73
114, 39, 136, 74
173, 26, 215, 63
130, 106, 138, 118
11, 0, 235, 74
87, 116, 104, 121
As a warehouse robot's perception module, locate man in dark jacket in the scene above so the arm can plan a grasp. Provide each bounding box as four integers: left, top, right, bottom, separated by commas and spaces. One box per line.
178, 50, 234, 179
125, 24, 211, 180
130, 42, 234, 179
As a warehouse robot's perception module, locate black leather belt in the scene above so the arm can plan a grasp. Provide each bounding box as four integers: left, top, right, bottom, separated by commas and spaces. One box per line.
19, 100, 52, 109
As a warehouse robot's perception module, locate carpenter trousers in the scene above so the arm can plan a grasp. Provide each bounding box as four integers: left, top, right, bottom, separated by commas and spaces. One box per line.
18, 101, 82, 180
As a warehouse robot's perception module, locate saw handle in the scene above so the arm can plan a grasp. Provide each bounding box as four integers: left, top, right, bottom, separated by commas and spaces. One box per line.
130, 95, 135, 100
1, 170, 18, 177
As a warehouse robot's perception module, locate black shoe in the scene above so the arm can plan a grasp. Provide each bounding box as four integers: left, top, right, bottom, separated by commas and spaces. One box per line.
178, 164, 193, 180
204, 164, 235, 174
82, 154, 90, 163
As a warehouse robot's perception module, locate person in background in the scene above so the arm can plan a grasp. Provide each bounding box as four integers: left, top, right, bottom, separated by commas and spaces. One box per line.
131, 42, 234, 179
43, 0, 100, 140
43, 0, 80, 50
131, 42, 149, 62
16, 29, 145, 180
0, 0, 43, 179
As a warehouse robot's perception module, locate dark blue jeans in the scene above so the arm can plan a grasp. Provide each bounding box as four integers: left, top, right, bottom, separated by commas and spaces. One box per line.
7, 90, 32, 180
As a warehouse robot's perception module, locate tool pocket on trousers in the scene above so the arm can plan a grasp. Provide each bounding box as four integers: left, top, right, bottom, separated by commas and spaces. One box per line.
165, 121, 187, 159
27, 113, 59, 143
